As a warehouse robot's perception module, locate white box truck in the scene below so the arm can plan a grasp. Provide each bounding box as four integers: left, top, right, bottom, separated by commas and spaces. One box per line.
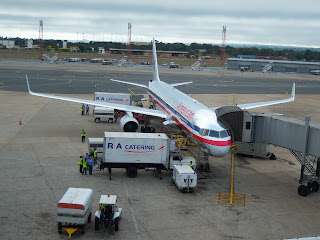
172, 165, 197, 192
56, 188, 93, 237
100, 132, 180, 178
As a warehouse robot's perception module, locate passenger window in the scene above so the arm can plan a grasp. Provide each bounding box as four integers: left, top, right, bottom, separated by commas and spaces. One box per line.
209, 130, 219, 138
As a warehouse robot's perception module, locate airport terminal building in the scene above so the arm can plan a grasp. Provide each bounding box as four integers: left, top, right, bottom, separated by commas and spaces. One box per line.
227, 57, 320, 73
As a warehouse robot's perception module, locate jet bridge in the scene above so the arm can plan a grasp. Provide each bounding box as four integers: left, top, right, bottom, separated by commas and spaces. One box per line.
216, 106, 320, 196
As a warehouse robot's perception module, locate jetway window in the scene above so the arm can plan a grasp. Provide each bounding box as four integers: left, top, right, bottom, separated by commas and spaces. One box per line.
246, 122, 251, 129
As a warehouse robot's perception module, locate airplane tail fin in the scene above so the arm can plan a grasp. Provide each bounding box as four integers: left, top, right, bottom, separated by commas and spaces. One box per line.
152, 38, 160, 81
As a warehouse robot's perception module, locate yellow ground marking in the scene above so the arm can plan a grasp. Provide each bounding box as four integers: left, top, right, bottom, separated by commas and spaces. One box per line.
213, 153, 251, 206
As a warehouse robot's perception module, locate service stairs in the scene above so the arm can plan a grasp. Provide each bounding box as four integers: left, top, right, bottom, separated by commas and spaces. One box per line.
290, 150, 319, 177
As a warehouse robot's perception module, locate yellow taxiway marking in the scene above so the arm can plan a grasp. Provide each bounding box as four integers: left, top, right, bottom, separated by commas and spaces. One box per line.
213, 153, 251, 206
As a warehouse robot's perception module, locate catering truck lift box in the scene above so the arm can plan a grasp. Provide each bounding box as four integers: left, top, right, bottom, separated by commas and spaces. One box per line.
56, 188, 93, 238
100, 132, 179, 178
172, 165, 197, 192
94, 92, 131, 105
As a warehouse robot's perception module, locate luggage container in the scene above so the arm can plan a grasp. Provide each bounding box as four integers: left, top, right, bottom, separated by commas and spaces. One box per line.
56, 188, 93, 238
172, 165, 197, 192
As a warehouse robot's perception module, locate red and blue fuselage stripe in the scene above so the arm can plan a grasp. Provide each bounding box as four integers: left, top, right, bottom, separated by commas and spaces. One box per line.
148, 89, 231, 147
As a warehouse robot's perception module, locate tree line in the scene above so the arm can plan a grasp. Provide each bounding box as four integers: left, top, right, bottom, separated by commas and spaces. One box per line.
2, 37, 320, 62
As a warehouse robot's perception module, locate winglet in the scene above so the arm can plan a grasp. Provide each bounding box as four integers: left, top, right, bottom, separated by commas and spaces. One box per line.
26, 74, 33, 95
152, 38, 160, 81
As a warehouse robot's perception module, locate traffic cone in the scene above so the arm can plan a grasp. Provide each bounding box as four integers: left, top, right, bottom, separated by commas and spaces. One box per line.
19, 118, 22, 125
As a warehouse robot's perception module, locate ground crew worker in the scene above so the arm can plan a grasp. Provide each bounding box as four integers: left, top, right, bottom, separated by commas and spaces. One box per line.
82, 158, 87, 175
87, 158, 93, 175
93, 148, 98, 164
78, 156, 83, 173
81, 129, 86, 142
81, 104, 85, 115
189, 161, 195, 171
86, 105, 89, 115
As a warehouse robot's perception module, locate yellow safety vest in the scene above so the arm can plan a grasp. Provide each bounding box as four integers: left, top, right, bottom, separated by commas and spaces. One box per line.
83, 160, 87, 168
78, 157, 83, 165
189, 164, 195, 169
81, 131, 86, 136
94, 150, 97, 157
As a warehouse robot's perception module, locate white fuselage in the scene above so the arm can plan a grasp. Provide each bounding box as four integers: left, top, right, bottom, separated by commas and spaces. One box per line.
148, 80, 231, 157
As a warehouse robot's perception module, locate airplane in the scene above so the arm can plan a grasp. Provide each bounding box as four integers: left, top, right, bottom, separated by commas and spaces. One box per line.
26, 38, 295, 158
43, 53, 59, 64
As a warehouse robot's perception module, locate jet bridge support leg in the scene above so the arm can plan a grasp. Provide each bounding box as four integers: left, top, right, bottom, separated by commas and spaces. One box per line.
299, 117, 310, 183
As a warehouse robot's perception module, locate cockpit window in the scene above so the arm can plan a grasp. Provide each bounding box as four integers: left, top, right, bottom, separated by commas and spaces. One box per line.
220, 130, 229, 138
200, 129, 209, 136
209, 130, 219, 138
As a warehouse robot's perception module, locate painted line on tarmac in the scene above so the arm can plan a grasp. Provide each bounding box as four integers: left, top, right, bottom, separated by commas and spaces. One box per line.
123, 180, 142, 240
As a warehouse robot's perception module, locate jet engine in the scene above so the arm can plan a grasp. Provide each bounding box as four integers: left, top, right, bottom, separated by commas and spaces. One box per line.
120, 112, 139, 132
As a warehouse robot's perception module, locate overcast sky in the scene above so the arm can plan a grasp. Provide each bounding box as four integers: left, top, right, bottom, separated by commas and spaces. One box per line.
1, 0, 320, 48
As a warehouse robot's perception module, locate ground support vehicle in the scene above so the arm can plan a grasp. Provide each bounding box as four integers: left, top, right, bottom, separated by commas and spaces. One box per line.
100, 132, 185, 179
95, 194, 122, 232
172, 165, 197, 192
88, 138, 104, 154
56, 188, 93, 238
93, 107, 115, 123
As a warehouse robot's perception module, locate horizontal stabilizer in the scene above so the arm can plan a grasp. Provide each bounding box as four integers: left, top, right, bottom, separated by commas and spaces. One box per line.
110, 79, 148, 88
170, 81, 193, 87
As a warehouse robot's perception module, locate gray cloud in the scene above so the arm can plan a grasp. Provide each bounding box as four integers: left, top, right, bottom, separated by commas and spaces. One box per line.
1, 0, 320, 47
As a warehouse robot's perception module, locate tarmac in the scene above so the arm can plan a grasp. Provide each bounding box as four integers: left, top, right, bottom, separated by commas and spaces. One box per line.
1, 61, 320, 240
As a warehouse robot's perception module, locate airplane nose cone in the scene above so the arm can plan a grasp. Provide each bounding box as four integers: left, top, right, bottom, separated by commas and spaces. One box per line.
210, 145, 230, 158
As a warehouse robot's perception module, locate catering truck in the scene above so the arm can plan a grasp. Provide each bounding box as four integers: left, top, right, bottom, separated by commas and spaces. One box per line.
56, 188, 93, 238
94, 92, 131, 105
100, 132, 191, 178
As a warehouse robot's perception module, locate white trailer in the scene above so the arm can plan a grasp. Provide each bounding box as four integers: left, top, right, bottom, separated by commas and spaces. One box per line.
94, 92, 131, 105
88, 138, 104, 153
56, 188, 93, 237
172, 165, 197, 192
100, 132, 178, 178
93, 107, 115, 123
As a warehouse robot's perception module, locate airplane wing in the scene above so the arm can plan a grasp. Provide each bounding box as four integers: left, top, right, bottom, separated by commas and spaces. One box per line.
170, 81, 193, 87
212, 83, 295, 110
26, 75, 167, 118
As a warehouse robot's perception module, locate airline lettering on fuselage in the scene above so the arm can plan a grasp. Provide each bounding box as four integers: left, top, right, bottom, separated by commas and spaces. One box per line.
177, 103, 194, 121
108, 143, 155, 150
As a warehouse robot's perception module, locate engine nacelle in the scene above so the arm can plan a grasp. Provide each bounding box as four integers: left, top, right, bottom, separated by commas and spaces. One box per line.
120, 112, 139, 132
